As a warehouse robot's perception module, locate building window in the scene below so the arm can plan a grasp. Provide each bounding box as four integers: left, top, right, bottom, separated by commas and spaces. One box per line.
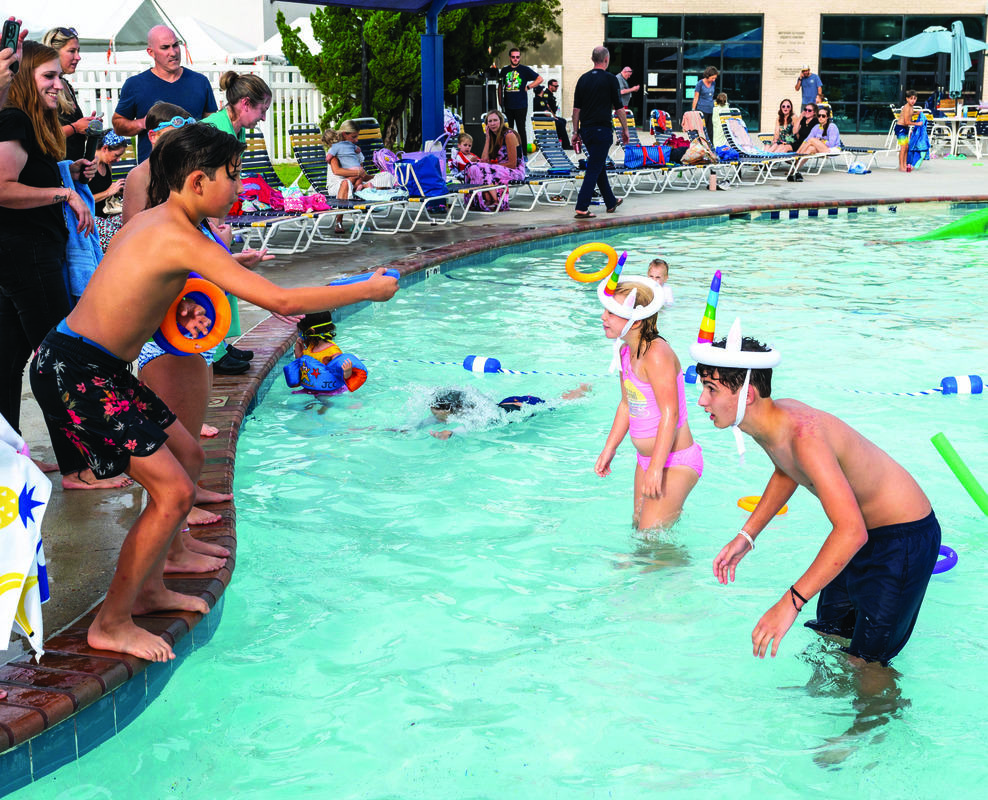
605, 15, 762, 128
821, 15, 986, 133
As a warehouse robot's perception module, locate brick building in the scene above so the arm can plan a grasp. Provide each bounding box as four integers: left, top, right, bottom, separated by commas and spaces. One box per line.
554, 3, 987, 133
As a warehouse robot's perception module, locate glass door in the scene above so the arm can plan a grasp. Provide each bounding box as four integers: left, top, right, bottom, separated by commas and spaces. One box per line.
645, 42, 683, 125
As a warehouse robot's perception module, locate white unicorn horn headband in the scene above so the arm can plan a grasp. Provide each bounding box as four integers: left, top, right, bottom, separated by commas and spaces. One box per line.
599, 275, 664, 372
689, 318, 780, 459
688, 318, 781, 371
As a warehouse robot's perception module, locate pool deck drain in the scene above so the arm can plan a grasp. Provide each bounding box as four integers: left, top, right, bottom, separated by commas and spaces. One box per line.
2, 152, 987, 792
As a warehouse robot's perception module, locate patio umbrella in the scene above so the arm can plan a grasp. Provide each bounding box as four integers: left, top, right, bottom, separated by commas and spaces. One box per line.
871, 24, 988, 60
949, 20, 972, 98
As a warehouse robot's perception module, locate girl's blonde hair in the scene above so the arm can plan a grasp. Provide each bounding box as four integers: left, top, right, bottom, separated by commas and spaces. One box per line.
457, 131, 472, 145
7, 41, 65, 159
41, 28, 79, 117
322, 119, 359, 147
615, 280, 661, 358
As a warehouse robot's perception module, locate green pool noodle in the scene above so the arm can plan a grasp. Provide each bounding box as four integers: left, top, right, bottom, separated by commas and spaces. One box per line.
931, 432, 988, 516
910, 207, 988, 241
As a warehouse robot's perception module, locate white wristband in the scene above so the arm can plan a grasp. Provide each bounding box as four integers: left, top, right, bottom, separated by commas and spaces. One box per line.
737, 529, 755, 551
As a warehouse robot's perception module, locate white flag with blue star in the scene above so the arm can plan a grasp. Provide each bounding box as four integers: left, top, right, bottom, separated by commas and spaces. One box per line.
0, 413, 51, 660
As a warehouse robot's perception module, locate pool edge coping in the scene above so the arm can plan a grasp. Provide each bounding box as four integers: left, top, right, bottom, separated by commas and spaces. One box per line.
0, 193, 985, 792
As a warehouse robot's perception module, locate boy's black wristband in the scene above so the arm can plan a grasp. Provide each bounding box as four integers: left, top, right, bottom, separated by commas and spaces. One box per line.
789, 584, 808, 612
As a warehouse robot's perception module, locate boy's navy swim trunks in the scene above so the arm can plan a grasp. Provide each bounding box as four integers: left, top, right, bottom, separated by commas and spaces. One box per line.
804, 510, 941, 666
30, 328, 176, 479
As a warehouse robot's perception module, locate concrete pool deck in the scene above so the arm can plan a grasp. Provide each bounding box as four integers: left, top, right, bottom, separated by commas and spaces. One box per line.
2, 149, 987, 787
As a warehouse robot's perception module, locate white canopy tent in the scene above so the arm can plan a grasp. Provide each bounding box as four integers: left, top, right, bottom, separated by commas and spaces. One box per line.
230, 16, 316, 64
15, 0, 179, 51
14, 0, 254, 64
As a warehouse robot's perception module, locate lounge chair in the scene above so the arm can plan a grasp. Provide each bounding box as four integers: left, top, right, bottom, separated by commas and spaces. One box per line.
228, 130, 318, 254
287, 122, 410, 239
504, 112, 577, 207
720, 113, 802, 182
609, 110, 669, 195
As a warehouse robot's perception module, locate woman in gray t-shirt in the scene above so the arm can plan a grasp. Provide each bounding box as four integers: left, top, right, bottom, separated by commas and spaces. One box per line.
692, 66, 719, 138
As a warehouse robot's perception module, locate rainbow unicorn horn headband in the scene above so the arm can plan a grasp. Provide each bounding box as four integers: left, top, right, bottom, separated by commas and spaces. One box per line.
689, 318, 781, 370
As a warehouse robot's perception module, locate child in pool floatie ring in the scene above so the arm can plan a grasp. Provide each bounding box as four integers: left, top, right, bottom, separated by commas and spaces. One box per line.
284, 311, 367, 395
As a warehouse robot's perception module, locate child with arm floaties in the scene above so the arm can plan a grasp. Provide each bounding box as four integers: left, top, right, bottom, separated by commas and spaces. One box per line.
284, 310, 367, 395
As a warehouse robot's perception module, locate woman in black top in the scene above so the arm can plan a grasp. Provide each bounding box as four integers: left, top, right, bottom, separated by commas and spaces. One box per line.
0, 42, 122, 488
42, 27, 100, 161
89, 130, 129, 249
792, 102, 818, 150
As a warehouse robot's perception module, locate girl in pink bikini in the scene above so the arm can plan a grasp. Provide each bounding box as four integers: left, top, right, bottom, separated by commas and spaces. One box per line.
594, 278, 703, 530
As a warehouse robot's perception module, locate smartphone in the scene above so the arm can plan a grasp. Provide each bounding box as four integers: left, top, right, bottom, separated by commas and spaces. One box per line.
1, 19, 20, 73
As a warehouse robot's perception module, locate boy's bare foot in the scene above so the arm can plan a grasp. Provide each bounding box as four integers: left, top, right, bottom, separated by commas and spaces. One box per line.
32, 458, 59, 473
196, 487, 233, 505
132, 585, 211, 617
164, 548, 227, 574
87, 618, 175, 662
182, 532, 231, 558
186, 506, 221, 526
200, 423, 219, 438
62, 469, 134, 490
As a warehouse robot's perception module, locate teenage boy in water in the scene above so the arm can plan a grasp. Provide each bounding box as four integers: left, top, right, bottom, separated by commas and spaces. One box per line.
30, 124, 398, 662
691, 323, 940, 668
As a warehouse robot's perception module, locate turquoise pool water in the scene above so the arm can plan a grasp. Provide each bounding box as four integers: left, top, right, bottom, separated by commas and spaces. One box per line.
14, 205, 988, 798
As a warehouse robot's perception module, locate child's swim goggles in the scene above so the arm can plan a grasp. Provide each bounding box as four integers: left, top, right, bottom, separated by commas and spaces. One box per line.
303, 319, 337, 342
151, 116, 197, 133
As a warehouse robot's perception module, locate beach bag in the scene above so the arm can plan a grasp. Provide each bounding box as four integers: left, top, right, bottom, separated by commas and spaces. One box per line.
399, 152, 447, 197
681, 137, 719, 165
623, 144, 666, 169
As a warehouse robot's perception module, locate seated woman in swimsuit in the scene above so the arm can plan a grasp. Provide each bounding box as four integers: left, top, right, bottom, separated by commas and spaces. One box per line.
595, 277, 702, 530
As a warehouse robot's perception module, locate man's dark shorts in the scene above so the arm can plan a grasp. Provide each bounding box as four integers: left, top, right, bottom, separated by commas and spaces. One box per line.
30, 329, 176, 479
804, 510, 941, 666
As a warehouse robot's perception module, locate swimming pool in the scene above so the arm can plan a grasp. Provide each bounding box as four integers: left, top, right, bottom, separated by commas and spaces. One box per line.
12, 204, 988, 798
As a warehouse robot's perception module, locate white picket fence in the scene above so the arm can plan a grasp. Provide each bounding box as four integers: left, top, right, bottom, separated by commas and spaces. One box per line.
68, 63, 323, 162
68, 62, 565, 159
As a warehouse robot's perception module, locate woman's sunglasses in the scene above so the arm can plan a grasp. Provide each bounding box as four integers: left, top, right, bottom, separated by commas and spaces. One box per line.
56, 27, 78, 38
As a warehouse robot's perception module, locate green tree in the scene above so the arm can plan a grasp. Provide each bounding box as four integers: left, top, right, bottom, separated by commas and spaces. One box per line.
276, 2, 560, 148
